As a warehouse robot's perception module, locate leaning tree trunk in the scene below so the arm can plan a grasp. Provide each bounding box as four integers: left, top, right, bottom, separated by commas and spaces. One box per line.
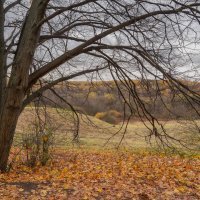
0, 88, 24, 171
0, 1, 6, 114
0, 0, 49, 172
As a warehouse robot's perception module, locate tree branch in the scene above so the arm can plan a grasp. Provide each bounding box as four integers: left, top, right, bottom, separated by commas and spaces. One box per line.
29, 3, 199, 87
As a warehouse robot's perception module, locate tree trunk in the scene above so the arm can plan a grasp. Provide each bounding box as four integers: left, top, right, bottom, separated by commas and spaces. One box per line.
0, 1, 6, 114
0, 71, 26, 172
0, 0, 49, 172
0, 105, 22, 172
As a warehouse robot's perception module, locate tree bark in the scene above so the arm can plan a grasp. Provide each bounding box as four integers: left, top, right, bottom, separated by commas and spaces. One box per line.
0, 1, 6, 115
0, 0, 49, 172
0, 98, 22, 172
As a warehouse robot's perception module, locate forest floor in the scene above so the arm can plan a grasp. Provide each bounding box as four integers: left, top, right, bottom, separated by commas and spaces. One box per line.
1, 107, 200, 199
0, 149, 200, 200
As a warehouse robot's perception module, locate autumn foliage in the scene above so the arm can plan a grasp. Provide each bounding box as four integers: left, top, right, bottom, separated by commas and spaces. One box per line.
95, 110, 122, 124
43, 80, 200, 121
0, 149, 199, 200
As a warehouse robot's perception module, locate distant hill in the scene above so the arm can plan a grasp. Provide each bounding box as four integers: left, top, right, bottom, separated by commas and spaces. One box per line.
32, 79, 200, 123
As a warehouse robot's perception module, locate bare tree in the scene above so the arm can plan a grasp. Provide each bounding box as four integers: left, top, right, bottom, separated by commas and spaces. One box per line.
1, 0, 200, 172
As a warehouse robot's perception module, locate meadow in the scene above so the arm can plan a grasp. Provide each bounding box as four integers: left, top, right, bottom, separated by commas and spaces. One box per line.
0, 107, 199, 200
15, 107, 200, 154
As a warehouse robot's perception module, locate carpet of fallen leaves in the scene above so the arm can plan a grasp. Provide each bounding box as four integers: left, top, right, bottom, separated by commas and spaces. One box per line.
0, 150, 200, 200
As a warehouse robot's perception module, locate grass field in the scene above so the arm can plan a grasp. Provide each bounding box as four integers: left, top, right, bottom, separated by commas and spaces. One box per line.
14, 107, 200, 155
0, 107, 199, 200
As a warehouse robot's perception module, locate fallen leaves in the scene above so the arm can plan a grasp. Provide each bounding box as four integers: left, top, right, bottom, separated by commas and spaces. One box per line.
0, 149, 199, 199
40, 189, 48, 197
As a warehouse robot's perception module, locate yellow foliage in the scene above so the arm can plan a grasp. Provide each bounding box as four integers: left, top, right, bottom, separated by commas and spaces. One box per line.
95, 112, 106, 120
89, 92, 97, 99
95, 110, 121, 124
104, 93, 115, 102
108, 110, 122, 118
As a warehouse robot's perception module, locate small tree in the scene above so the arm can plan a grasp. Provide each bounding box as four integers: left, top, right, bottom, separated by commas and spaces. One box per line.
22, 123, 54, 167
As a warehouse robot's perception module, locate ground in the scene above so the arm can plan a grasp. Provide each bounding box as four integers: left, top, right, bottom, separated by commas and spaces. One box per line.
0, 149, 200, 200
1, 107, 200, 199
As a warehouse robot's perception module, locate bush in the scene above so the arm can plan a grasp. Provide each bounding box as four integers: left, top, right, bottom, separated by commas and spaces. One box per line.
108, 110, 122, 118
104, 93, 115, 103
89, 92, 97, 100
95, 112, 107, 120
22, 123, 54, 167
95, 110, 122, 124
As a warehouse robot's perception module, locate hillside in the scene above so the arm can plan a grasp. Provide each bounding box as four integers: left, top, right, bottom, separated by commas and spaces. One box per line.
15, 107, 149, 149
15, 107, 200, 153
36, 79, 200, 122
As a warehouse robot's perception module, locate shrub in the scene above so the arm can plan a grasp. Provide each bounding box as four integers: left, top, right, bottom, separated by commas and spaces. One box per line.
89, 92, 97, 100
104, 93, 115, 103
95, 110, 122, 124
22, 123, 54, 167
108, 110, 122, 118
95, 112, 107, 120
